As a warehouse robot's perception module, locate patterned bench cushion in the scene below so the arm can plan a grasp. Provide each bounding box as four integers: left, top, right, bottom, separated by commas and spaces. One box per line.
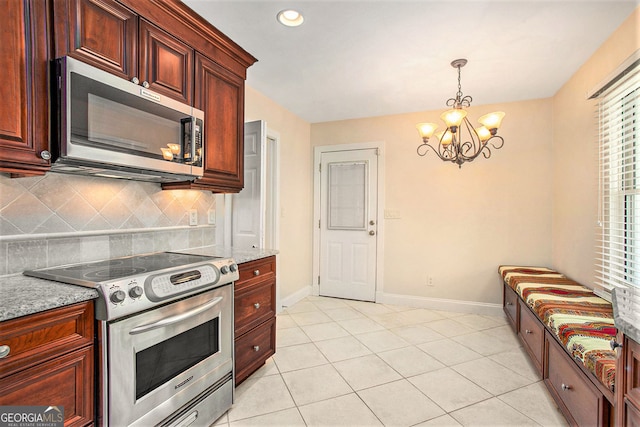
499, 265, 616, 392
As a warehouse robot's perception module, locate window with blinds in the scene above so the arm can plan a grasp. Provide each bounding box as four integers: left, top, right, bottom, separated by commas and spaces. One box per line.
595, 59, 640, 298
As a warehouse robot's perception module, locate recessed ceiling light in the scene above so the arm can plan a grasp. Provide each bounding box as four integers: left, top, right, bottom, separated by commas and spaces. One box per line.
277, 9, 304, 27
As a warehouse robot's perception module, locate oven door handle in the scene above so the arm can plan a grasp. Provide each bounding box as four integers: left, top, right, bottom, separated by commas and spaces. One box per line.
129, 297, 224, 335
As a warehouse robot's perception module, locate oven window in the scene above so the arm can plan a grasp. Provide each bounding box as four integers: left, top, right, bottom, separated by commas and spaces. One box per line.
135, 318, 219, 399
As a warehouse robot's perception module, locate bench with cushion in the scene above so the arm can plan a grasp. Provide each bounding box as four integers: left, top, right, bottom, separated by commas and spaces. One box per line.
499, 265, 616, 426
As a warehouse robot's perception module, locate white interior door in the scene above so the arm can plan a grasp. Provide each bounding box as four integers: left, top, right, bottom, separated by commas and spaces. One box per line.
232, 120, 266, 249
319, 149, 378, 301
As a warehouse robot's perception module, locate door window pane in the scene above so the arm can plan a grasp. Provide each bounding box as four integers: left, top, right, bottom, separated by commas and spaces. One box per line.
328, 161, 367, 230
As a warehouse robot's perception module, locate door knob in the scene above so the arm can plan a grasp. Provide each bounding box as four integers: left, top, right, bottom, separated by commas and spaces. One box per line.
369, 230, 375, 236
369, 220, 375, 225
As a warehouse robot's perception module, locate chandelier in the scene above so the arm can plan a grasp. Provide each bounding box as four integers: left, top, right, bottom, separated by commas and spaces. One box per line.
416, 59, 505, 168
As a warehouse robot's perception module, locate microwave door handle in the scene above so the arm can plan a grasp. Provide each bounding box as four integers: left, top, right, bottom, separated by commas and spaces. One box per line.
129, 296, 223, 335
191, 117, 197, 163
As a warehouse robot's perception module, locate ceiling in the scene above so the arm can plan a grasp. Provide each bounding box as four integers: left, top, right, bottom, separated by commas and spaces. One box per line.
184, 0, 638, 123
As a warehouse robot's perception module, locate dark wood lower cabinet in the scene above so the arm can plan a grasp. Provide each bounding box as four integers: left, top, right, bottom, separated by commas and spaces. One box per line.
616, 334, 640, 426
234, 256, 277, 385
0, 302, 95, 427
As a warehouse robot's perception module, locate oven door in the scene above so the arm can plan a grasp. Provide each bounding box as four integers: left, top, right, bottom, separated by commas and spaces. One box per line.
105, 285, 232, 427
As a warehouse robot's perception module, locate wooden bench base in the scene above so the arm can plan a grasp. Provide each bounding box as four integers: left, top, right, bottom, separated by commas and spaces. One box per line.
503, 282, 614, 426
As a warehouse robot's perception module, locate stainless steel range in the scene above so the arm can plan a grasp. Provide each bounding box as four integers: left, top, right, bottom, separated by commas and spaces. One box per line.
25, 251, 239, 427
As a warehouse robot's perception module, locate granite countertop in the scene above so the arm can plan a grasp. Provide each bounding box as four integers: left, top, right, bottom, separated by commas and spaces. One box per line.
178, 246, 278, 264
0, 275, 99, 322
612, 286, 640, 344
0, 246, 278, 323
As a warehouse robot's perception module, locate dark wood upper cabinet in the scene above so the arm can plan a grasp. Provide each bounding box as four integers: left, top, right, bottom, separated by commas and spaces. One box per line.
53, 0, 138, 80
3, 0, 256, 190
139, 19, 193, 105
0, 0, 51, 176
163, 53, 245, 192
54, 0, 193, 104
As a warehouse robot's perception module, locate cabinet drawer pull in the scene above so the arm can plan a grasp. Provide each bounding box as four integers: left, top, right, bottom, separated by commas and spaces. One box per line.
505, 302, 513, 306
254, 303, 260, 309
253, 345, 260, 352
610, 340, 623, 350
561, 383, 572, 391
525, 329, 532, 334
0, 345, 10, 359
253, 270, 260, 276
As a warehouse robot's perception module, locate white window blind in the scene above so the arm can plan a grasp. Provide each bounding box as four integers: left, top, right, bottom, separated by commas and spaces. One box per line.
595, 63, 640, 298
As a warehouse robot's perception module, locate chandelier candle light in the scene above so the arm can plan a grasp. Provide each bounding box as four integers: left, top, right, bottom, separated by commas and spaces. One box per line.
416, 59, 505, 168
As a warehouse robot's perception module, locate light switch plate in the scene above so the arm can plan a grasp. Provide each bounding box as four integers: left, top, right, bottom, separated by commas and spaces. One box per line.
384, 209, 401, 219
189, 209, 198, 226
207, 209, 216, 225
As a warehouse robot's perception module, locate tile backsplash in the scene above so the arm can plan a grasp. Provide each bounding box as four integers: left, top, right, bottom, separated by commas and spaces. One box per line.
0, 173, 219, 275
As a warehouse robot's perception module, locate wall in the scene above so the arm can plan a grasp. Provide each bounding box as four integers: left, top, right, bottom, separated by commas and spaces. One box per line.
311, 98, 554, 306
552, 7, 639, 286
244, 85, 314, 302
0, 173, 217, 275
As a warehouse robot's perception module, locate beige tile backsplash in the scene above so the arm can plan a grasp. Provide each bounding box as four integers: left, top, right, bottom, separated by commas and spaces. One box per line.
0, 173, 218, 275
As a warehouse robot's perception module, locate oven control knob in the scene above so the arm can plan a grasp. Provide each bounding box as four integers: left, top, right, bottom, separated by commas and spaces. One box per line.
220, 265, 230, 275
229, 264, 238, 273
110, 290, 126, 304
129, 286, 143, 299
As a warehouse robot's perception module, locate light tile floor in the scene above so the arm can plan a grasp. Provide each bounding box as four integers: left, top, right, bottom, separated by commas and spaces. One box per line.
213, 296, 569, 426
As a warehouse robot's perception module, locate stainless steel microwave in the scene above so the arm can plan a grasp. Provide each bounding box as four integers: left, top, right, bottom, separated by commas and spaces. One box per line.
51, 57, 204, 183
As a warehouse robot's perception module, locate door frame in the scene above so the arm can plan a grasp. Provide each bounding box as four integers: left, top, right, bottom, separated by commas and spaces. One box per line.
312, 141, 386, 300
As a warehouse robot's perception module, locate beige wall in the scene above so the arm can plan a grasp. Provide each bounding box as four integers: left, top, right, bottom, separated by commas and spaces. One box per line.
246, 5, 640, 304
552, 7, 639, 286
244, 86, 314, 301
311, 98, 554, 305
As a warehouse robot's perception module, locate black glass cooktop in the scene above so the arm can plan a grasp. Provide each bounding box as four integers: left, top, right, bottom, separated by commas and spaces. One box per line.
24, 252, 216, 286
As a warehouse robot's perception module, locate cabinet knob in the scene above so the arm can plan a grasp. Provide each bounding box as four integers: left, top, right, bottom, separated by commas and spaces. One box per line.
525, 329, 532, 334
561, 383, 572, 391
131, 76, 140, 85
369, 230, 376, 236
253, 345, 260, 352
505, 302, 513, 306
142, 81, 150, 88
610, 340, 623, 350
254, 303, 260, 309
39, 150, 51, 160
0, 345, 10, 359
254, 270, 260, 276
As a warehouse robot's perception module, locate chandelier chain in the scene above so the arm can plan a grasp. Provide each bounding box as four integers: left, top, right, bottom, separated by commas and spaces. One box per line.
456, 65, 463, 101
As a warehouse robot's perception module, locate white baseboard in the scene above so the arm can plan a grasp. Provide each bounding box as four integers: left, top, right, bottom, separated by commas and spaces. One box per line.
280, 285, 312, 311
376, 291, 504, 317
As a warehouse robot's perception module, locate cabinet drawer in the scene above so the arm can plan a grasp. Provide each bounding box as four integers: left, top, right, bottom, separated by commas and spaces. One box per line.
503, 283, 518, 332
0, 346, 94, 427
519, 301, 544, 374
237, 257, 276, 291
235, 280, 276, 336
0, 302, 94, 379
235, 317, 276, 385
545, 334, 601, 426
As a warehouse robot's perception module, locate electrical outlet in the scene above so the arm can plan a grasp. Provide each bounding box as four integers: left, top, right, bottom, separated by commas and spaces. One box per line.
189, 209, 198, 226
427, 275, 434, 287
207, 209, 216, 225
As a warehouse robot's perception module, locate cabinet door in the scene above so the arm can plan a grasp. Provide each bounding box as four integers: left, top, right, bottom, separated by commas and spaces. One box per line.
0, 347, 94, 427
139, 19, 193, 105
54, 0, 138, 80
172, 53, 244, 192
0, 0, 50, 176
